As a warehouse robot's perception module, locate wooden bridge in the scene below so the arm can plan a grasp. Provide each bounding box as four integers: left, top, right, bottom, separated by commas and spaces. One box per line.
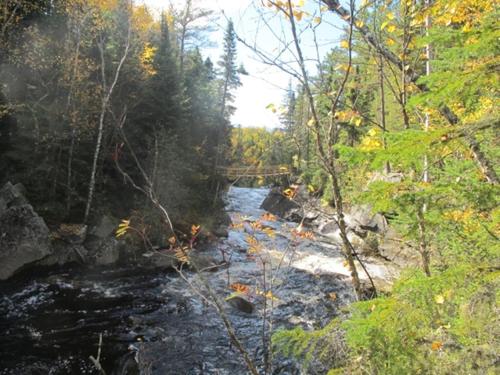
216, 165, 291, 178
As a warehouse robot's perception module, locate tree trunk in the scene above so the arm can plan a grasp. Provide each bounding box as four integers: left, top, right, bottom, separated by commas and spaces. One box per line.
84, 25, 130, 223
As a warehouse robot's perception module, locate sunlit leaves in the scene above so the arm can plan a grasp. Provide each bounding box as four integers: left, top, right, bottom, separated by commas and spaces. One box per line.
359, 128, 383, 152
261, 213, 277, 221
116, 219, 130, 238
230, 283, 251, 294
174, 246, 190, 264
140, 43, 157, 76
431, 341, 443, 351
191, 224, 201, 236
246, 235, 263, 254
283, 187, 297, 199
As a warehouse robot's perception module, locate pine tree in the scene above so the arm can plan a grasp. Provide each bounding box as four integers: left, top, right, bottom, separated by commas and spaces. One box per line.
218, 19, 241, 118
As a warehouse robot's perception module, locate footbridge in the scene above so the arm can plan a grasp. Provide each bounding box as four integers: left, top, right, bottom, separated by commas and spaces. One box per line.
216, 165, 291, 178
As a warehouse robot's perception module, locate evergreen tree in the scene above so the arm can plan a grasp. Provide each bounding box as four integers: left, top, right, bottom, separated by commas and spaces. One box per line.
218, 19, 241, 118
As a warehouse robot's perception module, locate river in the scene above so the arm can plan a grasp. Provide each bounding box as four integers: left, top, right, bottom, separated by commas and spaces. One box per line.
0, 187, 391, 374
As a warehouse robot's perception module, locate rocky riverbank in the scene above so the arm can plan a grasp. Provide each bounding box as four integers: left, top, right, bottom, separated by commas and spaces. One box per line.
0, 181, 230, 281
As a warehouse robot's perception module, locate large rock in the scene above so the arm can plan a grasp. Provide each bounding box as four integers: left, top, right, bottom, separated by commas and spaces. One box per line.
344, 205, 388, 234
0, 182, 52, 280
90, 215, 118, 238
94, 237, 121, 265
260, 187, 301, 221
84, 235, 123, 266
368, 171, 404, 184
37, 242, 88, 266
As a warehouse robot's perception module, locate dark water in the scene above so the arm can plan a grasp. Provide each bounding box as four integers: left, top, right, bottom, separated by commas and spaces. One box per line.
0, 266, 171, 374
0, 187, 361, 374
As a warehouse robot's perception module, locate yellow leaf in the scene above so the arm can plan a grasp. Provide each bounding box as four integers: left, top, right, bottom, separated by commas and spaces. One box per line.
174, 246, 190, 264
434, 294, 445, 304
307, 117, 316, 127
266, 103, 276, 113
355, 20, 365, 28
340, 39, 350, 49
387, 38, 396, 46
386, 24, 396, 33
313, 16, 321, 24
386, 12, 395, 20
115, 219, 130, 238
380, 20, 389, 30
293, 10, 304, 21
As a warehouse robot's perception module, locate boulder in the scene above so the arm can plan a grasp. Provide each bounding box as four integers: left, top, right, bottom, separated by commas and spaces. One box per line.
82, 215, 124, 266
189, 252, 219, 271
53, 223, 88, 245
139, 249, 178, 269
260, 187, 301, 221
90, 215, 118, 238
93, 237, 122, 266
368, 171, 404, 184
345, 205, 388, 234
226, 295, 254, 314
0, 182, 52, 280
38, 242, 88, 266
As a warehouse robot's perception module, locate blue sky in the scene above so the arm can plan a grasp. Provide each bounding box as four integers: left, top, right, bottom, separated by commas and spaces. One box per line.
139, 0, 346, 128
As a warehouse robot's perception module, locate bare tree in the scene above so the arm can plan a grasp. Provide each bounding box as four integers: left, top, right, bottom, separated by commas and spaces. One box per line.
83, 6, 131, 223
172, 0, 214, 73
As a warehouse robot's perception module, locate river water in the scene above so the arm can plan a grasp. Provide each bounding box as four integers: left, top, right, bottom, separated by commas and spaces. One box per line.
0, 187, 389, 374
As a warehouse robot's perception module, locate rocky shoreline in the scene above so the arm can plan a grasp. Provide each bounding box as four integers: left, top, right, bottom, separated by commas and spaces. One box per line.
0, 181, 229, 282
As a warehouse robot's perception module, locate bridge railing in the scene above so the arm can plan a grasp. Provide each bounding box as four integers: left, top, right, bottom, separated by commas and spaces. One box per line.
216, 165, 291, 177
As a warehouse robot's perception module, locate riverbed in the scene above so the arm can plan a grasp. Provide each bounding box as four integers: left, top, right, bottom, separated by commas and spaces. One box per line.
0, 187, 393, 374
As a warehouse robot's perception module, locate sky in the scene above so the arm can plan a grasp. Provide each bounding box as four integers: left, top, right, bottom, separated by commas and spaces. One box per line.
138, 0, 345, 128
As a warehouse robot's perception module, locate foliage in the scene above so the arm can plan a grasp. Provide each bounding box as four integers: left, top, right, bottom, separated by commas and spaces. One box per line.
266, 0, 500, 373
0, 0, 233, 229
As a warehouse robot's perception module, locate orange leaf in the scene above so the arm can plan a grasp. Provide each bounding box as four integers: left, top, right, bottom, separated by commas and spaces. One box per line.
431, 341, 443, 351
230, 283, 250, 294
191, 224, 201, 236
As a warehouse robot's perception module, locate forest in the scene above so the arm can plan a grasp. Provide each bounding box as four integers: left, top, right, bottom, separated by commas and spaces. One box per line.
0, 0, 498, 374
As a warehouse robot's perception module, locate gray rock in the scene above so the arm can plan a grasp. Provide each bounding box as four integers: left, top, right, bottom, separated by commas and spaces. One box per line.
212, 226, 229, 238
38, 242, 88, 266
141, 250, 178, 269
319, 220, 340, 236
0, 181, 28, 207
0, 204, 52, 280
226, 295, 254, 314
260, 187, 301, 221
0, 197, 6, 216
94, 237, 121, 265
189, 253, 218, 271
91, 215, 118, 239
53, 223, 88, 245
368, 171, 404, 184
346, 205, 388, 234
